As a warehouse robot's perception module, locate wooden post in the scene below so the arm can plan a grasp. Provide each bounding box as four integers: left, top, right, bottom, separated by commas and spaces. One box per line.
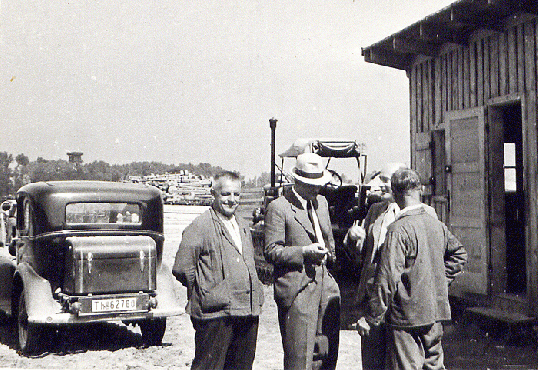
269, 118, 277, 189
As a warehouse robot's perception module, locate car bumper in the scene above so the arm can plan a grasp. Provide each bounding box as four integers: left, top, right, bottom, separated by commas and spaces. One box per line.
28, 306, 184, 324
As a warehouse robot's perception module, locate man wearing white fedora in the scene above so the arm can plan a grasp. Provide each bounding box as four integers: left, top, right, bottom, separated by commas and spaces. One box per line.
264, 152, 341, 370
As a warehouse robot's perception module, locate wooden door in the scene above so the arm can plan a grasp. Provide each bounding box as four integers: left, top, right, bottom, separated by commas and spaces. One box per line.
432, 129, 448, 224
446, 107, 488, 295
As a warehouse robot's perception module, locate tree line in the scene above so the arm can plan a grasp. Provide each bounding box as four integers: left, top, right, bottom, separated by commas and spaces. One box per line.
0, 152, 229, 199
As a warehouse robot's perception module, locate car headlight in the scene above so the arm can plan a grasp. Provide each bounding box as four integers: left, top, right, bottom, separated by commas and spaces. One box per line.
70, 301, 82, 315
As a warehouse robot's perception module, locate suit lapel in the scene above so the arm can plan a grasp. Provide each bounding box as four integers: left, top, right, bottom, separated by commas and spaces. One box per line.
285, 189, 316, 241
315, 196, 332, 242
371, 201, 391, 252
236, 217, 252, 255
210, 208, 238, 252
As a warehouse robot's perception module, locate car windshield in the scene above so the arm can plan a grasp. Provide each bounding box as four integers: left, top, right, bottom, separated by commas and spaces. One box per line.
66, 202, 141, 225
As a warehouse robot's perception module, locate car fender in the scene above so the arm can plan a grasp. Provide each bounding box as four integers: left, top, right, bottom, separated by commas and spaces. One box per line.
0, 255, 16, 315
16, 262, 62, 319
155, 262, 183, 313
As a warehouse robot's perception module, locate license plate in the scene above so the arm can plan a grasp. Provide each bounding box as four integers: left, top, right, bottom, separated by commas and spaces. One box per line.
91, 297, 138, 313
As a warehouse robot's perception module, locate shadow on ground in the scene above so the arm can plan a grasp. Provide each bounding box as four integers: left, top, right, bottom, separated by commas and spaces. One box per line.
443, 301, 538, 370
0, 316, 150, 358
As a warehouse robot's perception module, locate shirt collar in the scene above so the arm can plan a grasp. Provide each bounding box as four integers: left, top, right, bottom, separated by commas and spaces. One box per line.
395, 203, 426, 220
215, 210, 237, 224
292, 186, 308, 210
387, 201, 400, 213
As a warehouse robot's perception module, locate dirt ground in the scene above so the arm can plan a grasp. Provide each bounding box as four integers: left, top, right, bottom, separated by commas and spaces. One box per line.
0, 205, 536, 369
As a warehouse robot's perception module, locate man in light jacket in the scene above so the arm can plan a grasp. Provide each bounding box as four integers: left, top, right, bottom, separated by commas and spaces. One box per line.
357, 168, 467, 369
173, 171, 264, 370
265, 153, 340, 370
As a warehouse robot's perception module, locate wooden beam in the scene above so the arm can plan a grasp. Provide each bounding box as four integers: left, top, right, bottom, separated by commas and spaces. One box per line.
488, 0, 538, 15
520, 0, 538, 15
392, 37, 440, 57
450, 5, 505, 32
419, 23, 469, 45
362, 47, 410, 70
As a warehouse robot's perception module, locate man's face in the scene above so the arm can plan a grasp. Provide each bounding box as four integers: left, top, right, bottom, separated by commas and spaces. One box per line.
294, 181, 321, 201
380, 184, 394, 201
212, 178, 241, 218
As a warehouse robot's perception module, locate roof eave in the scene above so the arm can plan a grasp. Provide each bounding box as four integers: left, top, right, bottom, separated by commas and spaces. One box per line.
361, 0, 538, 71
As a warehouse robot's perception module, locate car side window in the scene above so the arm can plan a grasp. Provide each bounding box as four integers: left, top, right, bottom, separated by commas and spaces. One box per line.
20, 199, 33, 237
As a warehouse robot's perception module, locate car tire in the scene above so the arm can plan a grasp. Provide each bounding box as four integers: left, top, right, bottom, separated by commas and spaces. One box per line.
139, 318, 166, 346
17, 293, 42, 355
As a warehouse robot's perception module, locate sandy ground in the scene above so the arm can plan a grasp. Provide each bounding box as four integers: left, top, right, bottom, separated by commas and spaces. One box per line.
0, 204, 536, 369
0, 205, 360, 370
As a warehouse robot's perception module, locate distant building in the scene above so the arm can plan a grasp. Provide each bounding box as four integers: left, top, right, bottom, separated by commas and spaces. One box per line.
67, 152, 83, 164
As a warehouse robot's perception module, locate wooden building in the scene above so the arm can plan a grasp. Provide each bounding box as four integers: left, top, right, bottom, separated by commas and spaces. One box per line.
362, 0, 538, 319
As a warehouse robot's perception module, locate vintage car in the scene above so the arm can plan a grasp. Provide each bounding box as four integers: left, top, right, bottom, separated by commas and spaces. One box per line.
0, 181, 183, 353
0, 199, 17, 249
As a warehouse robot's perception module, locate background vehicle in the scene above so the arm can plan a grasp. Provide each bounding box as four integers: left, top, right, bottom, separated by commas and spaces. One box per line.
0, 199, 17, 251
0, 181, 183, 354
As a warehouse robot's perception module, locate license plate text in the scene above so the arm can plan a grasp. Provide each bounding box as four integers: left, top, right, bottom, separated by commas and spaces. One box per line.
91, 297, 138, 312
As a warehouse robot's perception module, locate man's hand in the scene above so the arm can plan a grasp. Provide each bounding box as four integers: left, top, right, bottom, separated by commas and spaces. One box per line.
302, 243, 328, 263
347, 225, 366, 244
356, 317, 371, 337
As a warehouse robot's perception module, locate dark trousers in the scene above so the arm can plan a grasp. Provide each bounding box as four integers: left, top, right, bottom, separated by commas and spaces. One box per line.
387, 322, 444, 370
361, 323, 387, 370
190, 316, 259, 370
277, 270, 340, 370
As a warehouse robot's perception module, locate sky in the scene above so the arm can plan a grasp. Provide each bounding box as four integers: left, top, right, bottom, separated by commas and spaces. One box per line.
0, 0, 455, 180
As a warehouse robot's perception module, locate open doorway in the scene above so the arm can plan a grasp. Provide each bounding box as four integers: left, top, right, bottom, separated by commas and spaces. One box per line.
500, 103, 525, 294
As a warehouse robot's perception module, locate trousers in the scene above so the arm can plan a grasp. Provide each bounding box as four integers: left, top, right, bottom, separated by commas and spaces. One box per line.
190, 316, 259, 370
387, 322, 445, 370
361, 323, 387, 370
277, 268, 340, 370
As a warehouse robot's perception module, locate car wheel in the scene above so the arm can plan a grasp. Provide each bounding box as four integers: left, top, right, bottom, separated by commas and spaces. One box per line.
139, 318, 166, 346
17, 293, 42, 354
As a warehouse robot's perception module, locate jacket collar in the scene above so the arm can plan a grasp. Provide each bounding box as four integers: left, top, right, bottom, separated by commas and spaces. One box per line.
284, 187, 316, 239
395, 203, 429, 220
209, 207, 245, 251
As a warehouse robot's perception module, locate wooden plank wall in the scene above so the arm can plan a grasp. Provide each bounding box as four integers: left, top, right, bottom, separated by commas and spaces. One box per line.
411, 17, 538, 183
412, 18, 538, 140
410, 16, 538, 312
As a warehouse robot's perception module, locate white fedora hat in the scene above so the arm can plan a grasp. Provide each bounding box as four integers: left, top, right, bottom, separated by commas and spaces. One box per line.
292, 153, 332, 186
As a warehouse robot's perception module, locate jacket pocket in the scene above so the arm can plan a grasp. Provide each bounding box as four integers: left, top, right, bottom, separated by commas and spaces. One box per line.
200, 279, 231, 312
229, 288, 251, 310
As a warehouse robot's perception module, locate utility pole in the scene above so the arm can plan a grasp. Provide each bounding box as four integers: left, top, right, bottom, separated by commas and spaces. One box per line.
269, 118, 277, 190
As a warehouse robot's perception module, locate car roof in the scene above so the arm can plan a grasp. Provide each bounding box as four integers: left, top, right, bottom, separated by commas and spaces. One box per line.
16, 181, 164, 233
17, 181, 161, 201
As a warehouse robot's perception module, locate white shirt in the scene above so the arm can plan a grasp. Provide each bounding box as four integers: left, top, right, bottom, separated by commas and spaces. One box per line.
217, 213, 243, 254
292, 186, 308, 210
378, 202, 400, 247
292, 186, 325, 247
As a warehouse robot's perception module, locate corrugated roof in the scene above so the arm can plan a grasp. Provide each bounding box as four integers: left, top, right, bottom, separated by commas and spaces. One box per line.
361, 0, 538, 71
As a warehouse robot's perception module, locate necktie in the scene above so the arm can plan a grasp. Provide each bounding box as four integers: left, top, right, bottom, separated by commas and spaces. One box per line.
307, 200, 325, 248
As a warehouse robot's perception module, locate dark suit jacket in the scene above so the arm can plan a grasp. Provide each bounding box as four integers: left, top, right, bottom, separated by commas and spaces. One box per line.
264, 188, 335, 308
